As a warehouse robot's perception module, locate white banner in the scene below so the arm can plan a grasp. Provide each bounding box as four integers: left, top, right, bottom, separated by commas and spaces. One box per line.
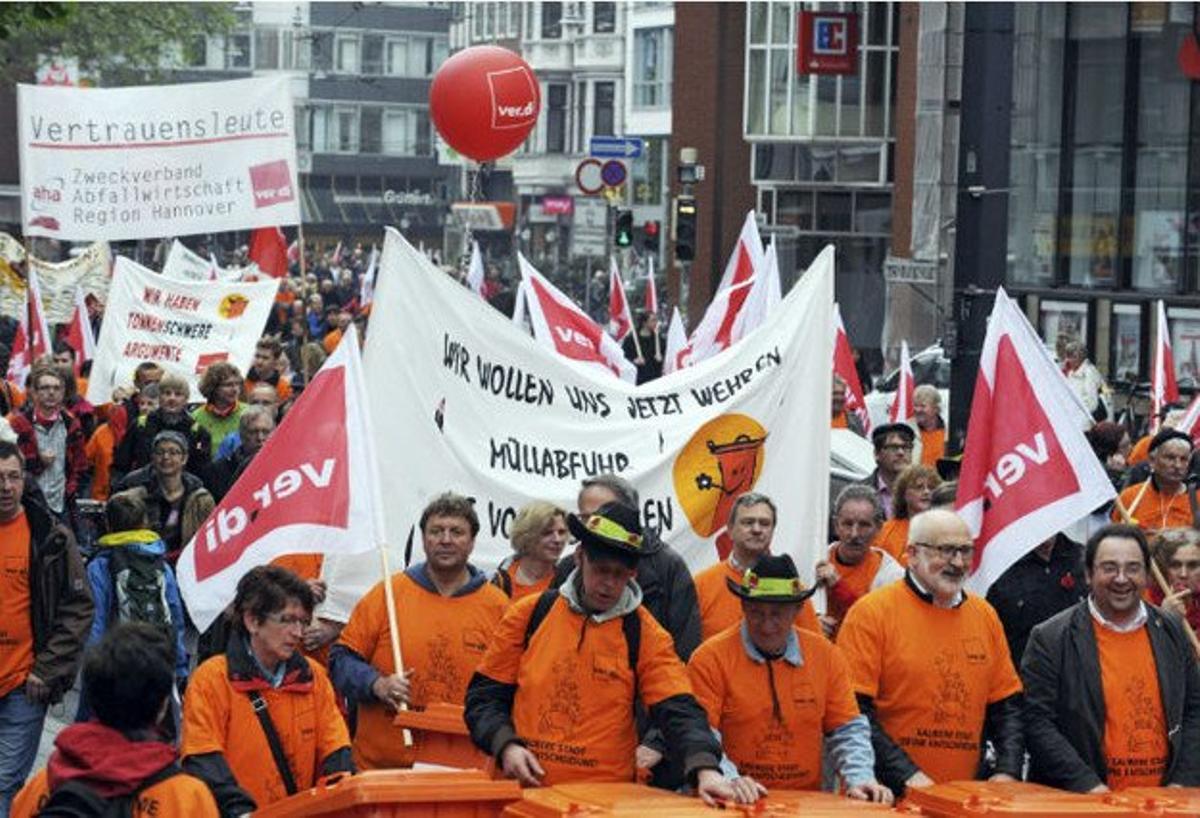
1, 241, 112, 324
162, 239, 250, 282
18, 76, 299, 241
86, 256, 278, 404
359, 229, 834, 583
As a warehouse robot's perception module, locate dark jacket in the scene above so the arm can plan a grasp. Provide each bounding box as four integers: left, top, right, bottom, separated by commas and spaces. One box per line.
205, 447, 255, 504
1021, 599, 1200, 791
112, 409, 207, 479
552, 529, 701, 661
26, 493, 94, 702
112, 466, 215, 563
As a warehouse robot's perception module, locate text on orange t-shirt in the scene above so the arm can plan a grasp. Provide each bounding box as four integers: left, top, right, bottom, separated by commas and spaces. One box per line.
1093, 622, 1169, 790
0, 512, 33, 699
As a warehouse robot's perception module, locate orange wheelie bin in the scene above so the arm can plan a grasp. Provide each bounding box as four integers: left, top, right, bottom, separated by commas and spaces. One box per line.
1107, 787, 1200, 816
902, 781, 1141, 817
503, 782, 892, 816
251, 770, 523, 818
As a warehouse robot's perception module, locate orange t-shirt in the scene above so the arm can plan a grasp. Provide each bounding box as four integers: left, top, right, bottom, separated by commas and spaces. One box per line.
335, 571, 508, 770
919, 426, 946, 467
500, 561, 554, 602
1093, 623, 1169, 790
875, 519, 910, 565
85, 423, 116, 501
1113, 480, 1193, 532
688, 624, 859, 789
838, 580, 1022, 783
0, 512, 33, 699
323, 328, 344, 355
825, 545, 904, 632
831, 413, 849, 430
1128, 435, 1153, 466
477, 594, 693, 785
693, 558, 822, 642
181, 655, 349, 809
245, 375, 293, 403
11, 767, 219, 818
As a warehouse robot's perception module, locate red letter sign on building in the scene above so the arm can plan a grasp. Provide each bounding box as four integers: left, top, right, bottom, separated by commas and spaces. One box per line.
798, 11, 859, 76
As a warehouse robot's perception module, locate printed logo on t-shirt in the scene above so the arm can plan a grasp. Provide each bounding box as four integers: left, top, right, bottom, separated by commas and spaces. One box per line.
962, 637, 988, 664
461, 627, 488, 655
792, 681, 818, 708
932, 650, 970, 725
537, 655, 583, 740
591, 653, 623, 683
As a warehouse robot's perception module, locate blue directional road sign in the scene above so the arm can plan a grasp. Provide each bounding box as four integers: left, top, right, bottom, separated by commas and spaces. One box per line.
590, 136, 644, 159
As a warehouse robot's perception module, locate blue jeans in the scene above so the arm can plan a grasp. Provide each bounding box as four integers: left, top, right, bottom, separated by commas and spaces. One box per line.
0, 687, 47, 818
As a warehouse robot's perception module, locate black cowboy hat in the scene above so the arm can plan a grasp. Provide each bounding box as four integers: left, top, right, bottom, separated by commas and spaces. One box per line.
567, 501, 644, 560
725, 553, 817, 604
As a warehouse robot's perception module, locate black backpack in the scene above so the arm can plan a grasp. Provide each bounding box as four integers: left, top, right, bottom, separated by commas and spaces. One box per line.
107, 547, 172, 631
36, 764, 181, 818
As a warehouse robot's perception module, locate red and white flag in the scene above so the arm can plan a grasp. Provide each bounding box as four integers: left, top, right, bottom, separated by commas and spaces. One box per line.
519, 253, 636, 382
889, 340, 915, 424
730, 238, 782, 344
249, 226, 289, 279
957, 287, 1115, 593
63, 286, 96, 376
1176, 393, 1200, 443
1151, 300, 1179, 432
607, 258, 634, 341
466, 241, 486, 297
175, 329, 384, 631
8, 265, 54, 384
358, 245, 379, 308
716, 211, 765, 293
644, 256, 659, 316
832, 304, 871, 434
662, 307, 688, 376
286, 239, 300, 265
686, 278, 755, 365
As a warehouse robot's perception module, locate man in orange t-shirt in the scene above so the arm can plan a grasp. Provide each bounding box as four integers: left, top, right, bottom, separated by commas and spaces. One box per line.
1113, 430, 1195, 532
913, 385, 945, 467
693, 493, 822, 642
838, 509, 1024, 798
1021, 524, 1200, 792
814, 486, 904, 639
688, 553, 892, 804
330, 492, 508, 770
465, 501, 743, 807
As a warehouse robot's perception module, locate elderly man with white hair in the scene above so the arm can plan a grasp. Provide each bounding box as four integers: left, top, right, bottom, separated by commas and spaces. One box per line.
837, 509, 1024, 799
912, 384, 945, 467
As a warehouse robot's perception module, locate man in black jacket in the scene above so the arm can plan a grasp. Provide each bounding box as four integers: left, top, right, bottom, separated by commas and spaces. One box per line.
1021, 523, 1200, 792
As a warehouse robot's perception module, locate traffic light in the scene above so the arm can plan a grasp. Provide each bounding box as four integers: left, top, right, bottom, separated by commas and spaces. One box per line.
614, 210, 633, 247
675, 197, 697, 261
642, 220, 660, 253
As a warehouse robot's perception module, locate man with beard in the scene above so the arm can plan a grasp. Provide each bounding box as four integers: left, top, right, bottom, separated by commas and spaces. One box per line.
814, 486, 904, 639
838, 509, 1024, 798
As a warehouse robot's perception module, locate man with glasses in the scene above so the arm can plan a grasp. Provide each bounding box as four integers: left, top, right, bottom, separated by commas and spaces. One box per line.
1021, 524, 1200, 792
9, 363, 87, 521
856, 423, 915, 519
838, 508, 1024, 798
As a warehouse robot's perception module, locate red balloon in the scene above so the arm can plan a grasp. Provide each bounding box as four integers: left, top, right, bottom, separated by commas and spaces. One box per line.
430, 46, 541, 163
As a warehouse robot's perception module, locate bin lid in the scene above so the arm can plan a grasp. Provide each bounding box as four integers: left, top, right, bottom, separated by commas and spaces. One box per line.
505, 783, 890, 816
254, 770, 523, 818
393, 702, 470, 736
904, 781, 1142, 817
1108, 787, 1200, 816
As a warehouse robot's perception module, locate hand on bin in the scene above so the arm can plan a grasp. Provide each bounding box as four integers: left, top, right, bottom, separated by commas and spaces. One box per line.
500, 743, 545, 787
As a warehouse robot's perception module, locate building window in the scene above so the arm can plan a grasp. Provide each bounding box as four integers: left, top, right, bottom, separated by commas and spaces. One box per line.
361, 108, 383, 154
182, 35, 208, 68
311, 105, 332, 152
387, 39, 408, 75
336, 108, 358, 152
575, 82, 588, 152
384, 110, 413, 155
362, 34, 384, 75
312, 31, 333, 72
633, 27, 672, 109
225, 33, 251, 69
546, 84, 567, 153
336, 35, 359, 73
472, 2, 484, 39
594, 2, 616, 34
594, 82, 615, 137
254, 29, 279, 69
542, 2, 563, 39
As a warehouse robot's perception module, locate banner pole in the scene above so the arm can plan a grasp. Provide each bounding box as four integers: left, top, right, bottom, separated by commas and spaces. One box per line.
297, 225, 308, 278
378, 542, 414, 747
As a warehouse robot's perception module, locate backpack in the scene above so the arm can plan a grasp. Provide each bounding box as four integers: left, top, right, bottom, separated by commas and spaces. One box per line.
523, 589, 641, 680
36, 764, 182, 818
107, 546, 172, 630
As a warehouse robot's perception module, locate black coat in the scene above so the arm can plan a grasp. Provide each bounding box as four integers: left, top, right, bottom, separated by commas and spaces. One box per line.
1021, 599, 1200, 791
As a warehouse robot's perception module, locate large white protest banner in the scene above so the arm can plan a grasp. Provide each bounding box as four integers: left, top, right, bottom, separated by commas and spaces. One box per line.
162, 239, 249, 282
86, 256, 278, 404
0, 241, 112, 323
355, 229, 833, 586
18, 76, 299, 241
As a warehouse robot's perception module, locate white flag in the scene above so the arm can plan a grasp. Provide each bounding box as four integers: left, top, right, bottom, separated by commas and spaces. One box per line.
466, 241, 485, 297
662, 307, 689, 375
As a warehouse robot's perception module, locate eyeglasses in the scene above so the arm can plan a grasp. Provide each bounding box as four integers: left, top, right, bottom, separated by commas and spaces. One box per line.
153, 448, 186, 459
882, 443, 913, 453
914, 542, 975, 561
265, 612, 311, 629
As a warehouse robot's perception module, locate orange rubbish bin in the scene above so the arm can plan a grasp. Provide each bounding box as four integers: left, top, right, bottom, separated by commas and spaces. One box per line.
1107, 787, 1200, 816
504, 782, 891, 816
392, 702, 496, 772
903, 781, 1141, 817
252, 769, 523, 818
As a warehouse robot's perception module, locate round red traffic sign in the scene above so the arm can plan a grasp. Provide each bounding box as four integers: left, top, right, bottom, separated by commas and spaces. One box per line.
601, 160, 627, 187
575, 158, 604, 195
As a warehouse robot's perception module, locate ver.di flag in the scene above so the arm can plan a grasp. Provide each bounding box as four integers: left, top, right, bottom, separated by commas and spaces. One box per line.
889, 340, 914, 424
361, 228, 833, 582
176, 330, 383, 632
662, 307, 688, 376
957, 287, 1115, 593
607, 257, 634, 341
1152, 300, 1179, 432
64, 286, 96, 375
832, 304, 871, 434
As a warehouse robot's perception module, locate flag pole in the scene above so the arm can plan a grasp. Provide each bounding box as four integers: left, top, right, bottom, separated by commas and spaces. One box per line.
1113, 495, 1200, 659
297, 225, 308, 278
344, 326, 413, 746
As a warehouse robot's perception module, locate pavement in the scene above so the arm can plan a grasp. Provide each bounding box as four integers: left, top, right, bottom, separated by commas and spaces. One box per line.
33, 683, 80, 772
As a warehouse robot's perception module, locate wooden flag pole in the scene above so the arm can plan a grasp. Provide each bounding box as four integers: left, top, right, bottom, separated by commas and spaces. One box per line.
377, 541, 414, 747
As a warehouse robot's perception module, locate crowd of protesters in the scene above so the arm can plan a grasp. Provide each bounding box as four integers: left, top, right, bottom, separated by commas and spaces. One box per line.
0, 238, 1198, 818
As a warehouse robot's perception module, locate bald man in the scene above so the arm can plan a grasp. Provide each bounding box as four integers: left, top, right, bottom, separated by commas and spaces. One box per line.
837, 510, 1024, 798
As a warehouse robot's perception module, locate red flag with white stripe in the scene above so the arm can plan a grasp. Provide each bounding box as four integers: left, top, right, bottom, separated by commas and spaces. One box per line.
607, 258, 634, 341
957, 287, 1114, 593
64, 286, 96, 376
1177, 392, 1200, 443
1152, 300, 1179, 432
644, 256, 659, 316
832, 304, 871, 434
519, 253, 635, 383
716, 211, 765, 293
888, 340, 915, 424
662, 307, 688, 375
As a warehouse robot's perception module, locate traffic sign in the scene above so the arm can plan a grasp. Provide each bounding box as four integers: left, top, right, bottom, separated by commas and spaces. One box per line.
590, 136, 644, 159
575, 158, 604, 195
600, 160, 627, 187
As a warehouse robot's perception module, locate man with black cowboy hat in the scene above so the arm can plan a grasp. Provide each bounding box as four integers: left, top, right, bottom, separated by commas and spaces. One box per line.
688, 553, 893, 804
465, 501, 750, 806
856, 423, 915, 519
1113, 428, 1196, 533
